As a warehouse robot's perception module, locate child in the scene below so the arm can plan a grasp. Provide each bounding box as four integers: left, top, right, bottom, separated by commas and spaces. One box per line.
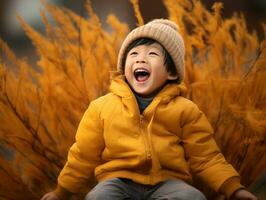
41, 19, 257, 200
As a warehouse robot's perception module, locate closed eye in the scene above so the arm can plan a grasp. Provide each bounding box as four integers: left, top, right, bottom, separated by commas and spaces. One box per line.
129, 51, 138, 56
149, 52, 159, 56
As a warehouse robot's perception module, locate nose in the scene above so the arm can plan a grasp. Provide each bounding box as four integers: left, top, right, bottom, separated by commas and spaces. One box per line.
136, 54, 147, 63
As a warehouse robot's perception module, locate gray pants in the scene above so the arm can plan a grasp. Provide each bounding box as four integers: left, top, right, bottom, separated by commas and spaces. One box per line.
85, 178, 207, 200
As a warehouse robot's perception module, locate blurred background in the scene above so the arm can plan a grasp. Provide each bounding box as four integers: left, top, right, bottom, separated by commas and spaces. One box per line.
0, 0, 265, 66
0, 1, 265, 199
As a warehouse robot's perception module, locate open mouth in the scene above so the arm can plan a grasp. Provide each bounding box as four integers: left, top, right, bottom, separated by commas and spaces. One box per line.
134, 68, 150, 82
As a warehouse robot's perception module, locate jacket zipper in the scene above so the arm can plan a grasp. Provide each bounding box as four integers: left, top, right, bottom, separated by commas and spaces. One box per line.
139, 114, 153, 184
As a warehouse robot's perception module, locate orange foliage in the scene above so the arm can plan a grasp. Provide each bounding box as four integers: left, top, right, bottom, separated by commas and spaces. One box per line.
0, 0, 265, 199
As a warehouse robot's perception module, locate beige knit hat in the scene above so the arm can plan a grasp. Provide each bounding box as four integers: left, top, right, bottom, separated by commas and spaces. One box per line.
117, 19, 185, 81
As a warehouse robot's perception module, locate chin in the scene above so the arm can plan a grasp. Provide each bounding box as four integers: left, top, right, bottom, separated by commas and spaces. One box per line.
135, 90, 152, 97
133, 87, 149, 95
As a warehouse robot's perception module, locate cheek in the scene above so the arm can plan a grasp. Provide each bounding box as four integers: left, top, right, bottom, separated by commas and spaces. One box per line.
124, 65, 132, 81
124, 60, 129, 73
124, 57, 132, 70
153, 62, 168, 75
124, 58, 134, 77
152, 66, 169, 81
124, 70, 130, 79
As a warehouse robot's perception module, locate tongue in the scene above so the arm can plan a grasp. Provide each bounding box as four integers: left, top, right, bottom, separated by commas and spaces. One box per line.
137, 75, 149, 82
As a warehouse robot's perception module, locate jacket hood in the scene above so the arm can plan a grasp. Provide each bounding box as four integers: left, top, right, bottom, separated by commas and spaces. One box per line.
109, 71, 187, 103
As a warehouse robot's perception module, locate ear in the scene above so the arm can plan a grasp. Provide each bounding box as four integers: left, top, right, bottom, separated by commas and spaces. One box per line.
167, 74, 178, 80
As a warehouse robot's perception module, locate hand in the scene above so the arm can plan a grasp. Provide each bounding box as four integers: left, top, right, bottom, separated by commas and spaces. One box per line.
230, 189, 257, 200
40, 191, 61, 200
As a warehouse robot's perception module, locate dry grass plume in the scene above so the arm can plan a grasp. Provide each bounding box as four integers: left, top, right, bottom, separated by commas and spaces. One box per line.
0, 0, 265, 199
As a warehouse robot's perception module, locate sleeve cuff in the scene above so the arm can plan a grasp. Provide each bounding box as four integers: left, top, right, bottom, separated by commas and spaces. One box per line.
219, 176, 245, 199
54, 185, 73, 200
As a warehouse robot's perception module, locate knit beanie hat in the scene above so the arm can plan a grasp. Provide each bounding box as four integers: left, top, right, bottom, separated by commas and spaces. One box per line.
117, 19, 185, 81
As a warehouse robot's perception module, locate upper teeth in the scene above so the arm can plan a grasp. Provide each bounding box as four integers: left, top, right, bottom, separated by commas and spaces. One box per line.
135, 68, 149, 73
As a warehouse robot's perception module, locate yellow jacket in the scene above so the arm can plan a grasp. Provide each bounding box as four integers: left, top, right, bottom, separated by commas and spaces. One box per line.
55, 76, 242, 199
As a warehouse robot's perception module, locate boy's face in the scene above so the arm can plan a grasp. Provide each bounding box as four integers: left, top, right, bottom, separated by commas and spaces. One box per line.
124, 42, 177, 97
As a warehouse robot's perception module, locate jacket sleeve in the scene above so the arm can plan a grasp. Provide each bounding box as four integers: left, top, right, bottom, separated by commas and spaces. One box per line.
56, 100, 105, 196
181, 102, 243, 198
